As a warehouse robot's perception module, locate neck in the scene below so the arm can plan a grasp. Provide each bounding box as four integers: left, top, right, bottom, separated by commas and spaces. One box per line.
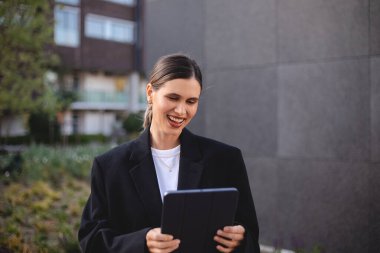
149, 126, 181, 150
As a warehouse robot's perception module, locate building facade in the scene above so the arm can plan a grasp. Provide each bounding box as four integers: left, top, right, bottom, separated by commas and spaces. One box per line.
54, 0, 145, 136
144, 0, 380, 252
1, 0, 146, 137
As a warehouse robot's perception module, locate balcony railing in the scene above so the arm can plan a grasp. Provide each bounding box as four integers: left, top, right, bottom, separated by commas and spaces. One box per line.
77, 90, 128, 103
71, 90, 146, 111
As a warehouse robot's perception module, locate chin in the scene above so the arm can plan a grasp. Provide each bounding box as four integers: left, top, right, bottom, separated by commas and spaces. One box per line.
166, 119, 187, 132
166, 126, 184, 135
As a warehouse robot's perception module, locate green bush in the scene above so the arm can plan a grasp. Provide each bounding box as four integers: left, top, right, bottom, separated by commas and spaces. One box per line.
0, 135, 31, 145
122, 112, 143, 133
18, 144, 110, 183
0, 144, 111, 252
0, 134, 109, 145
29, 112, 61, 144
67, 134, 108, 145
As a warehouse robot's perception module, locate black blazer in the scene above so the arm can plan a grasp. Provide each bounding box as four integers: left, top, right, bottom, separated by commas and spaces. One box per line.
78, 128, 260, 253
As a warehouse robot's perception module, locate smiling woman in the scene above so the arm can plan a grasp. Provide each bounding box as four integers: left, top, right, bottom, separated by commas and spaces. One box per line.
147, 78, 201, 150
78, 54, 260, 253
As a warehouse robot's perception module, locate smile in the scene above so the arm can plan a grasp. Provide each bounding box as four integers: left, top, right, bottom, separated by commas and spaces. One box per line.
168, 115, 185, 124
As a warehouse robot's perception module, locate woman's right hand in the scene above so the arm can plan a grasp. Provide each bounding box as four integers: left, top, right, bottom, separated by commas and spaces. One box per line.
146, 228, 180, 253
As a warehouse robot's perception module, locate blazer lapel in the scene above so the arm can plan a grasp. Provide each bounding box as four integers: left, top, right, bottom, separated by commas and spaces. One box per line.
129, 129, 162, 227
177, 129, 204, 190
128, 128, 204, 226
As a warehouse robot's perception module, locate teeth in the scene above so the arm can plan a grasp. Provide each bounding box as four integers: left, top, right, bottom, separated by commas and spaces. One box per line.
168, 115, 184, 123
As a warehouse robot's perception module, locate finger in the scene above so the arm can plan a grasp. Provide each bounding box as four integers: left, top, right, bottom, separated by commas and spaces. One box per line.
150, 248, 172, 253
217, 229, 244, 241
149, 242, 180, 253
147, 229, 174, 241
223, 225, 245, 234
165, 242, 180, 252
147, 239, 180, 250
216, 244, 233, 253
149, 243, 180, 253
214, 235, 239, 249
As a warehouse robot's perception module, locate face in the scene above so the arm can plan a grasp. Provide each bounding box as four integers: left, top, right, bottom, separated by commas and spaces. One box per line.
147, 78, 201, 138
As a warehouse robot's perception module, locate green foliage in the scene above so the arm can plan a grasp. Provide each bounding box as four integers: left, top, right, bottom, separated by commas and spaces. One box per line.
0, 0, 60, 117
122, 112, 143, 133
55, 90, 78, 111
0, 134, 109, 145
0, 135, 31, 145
67, 134, 108, 145
17, 144, 111, 183
0, 144, 111, 252
28, 112, 61, 144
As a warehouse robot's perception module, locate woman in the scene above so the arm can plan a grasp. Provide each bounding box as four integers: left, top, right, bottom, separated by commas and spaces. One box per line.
78, 54, 260, 253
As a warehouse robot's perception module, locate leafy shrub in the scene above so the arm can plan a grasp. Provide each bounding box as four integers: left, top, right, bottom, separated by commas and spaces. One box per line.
28, 112, 61, 144
0, 144, 111, 252
0, 179, 89, 252
0, 134, 109, 145
122, 112, 143, 133
67, 134, 108, 145
0, 135, 31, 145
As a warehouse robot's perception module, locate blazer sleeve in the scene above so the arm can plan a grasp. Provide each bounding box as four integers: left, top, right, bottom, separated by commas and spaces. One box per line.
78, 158, 150, 253
231, 149, 260, 253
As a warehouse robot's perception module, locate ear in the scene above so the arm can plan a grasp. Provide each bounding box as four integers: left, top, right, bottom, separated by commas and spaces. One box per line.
146, 83, 153, 103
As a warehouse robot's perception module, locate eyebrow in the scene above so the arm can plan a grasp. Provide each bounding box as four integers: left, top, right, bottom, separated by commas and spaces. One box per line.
166, 93, 199, 100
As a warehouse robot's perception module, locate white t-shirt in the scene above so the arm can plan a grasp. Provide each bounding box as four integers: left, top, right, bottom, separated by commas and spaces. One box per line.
151, 145, 180, 200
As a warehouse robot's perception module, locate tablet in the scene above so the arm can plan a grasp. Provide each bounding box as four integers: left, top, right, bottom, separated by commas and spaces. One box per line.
161, 188, 239, 253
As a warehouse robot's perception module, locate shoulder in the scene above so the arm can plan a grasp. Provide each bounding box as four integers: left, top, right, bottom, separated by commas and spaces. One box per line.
187, 130, 242, 157
94, 139, 137, 170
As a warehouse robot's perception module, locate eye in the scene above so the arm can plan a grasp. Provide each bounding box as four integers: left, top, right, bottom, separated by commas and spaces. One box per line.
187, 99, 198, 105
167, 95, 178, 101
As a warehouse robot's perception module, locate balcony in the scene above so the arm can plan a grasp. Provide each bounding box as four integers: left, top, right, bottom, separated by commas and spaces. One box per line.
70, 90, 146, 111
79, 90, 128, 103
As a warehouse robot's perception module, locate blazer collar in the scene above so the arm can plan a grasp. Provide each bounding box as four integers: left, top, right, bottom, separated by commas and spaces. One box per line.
178, 128, 203, 189
129, 127, 203, 161
128, 127, 204, 226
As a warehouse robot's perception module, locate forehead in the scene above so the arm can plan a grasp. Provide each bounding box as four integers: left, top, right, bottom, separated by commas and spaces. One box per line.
158, 78, 201, 97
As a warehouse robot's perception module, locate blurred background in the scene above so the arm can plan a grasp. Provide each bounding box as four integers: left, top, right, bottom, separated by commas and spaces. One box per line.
0, 0, 379, 252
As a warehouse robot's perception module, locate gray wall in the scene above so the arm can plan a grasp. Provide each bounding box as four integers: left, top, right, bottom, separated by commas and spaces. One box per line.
144, 0, 380, 252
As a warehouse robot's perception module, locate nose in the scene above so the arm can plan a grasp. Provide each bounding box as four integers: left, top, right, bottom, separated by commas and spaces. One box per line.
174, 102, 186, 115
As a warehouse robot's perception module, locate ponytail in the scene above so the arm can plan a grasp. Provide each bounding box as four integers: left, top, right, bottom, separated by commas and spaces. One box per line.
143, 103, 153, 129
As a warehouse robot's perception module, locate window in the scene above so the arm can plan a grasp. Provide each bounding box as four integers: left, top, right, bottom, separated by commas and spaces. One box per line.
104, 0, 135, 7
56, 0, 80, 5
85, 14, 135, 44
54, 6, 80, 47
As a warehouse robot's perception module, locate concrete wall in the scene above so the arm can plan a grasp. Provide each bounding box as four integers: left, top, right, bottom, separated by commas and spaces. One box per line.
144, 0, 379, 252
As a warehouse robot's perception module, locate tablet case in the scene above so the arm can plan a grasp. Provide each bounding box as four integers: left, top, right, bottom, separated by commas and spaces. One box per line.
161, 188, 239, 253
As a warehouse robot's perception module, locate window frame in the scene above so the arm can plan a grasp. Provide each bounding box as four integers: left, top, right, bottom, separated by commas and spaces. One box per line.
54, 5, 80, 47
103, 0, 135, 7
55, 0, 80, 6
85, 14, 135, 44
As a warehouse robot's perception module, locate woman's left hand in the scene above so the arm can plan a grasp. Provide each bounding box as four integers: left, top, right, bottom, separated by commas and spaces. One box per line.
214, 225, 245, 253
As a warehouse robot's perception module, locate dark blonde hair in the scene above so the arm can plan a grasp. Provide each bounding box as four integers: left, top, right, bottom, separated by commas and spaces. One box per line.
143, 54, 203, 129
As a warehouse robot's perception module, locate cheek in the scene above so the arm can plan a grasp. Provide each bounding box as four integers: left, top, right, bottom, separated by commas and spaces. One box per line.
154, 100, 171, 116
189, 105, 199, 117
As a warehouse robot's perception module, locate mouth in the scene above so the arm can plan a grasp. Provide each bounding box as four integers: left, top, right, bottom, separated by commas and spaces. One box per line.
167, 115, 185, 128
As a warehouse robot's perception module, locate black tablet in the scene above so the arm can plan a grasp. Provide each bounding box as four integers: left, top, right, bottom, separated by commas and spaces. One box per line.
161, 188, 239, 253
